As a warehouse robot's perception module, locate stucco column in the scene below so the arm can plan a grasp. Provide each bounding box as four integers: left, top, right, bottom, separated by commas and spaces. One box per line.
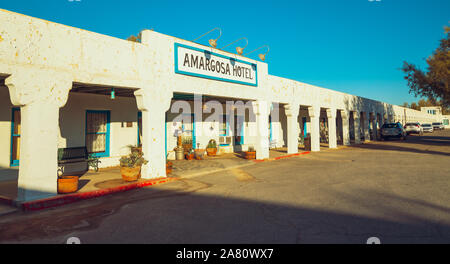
388, 114, 394, 123
371, 113, 378, 140
382, 113, 387, 125
308, 106, 320, 152
284, 103, 300, 154
252, 100, 270, 160
353, 111, 361, 144
135, 89, 172, 179
5, 70, 71, 202
362, 112, 370, 142
326, 108, 337, 149
341, 110, 351, 145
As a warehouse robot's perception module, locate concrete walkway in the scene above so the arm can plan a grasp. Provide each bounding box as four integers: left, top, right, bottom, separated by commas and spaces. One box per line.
0, 149, 308, 211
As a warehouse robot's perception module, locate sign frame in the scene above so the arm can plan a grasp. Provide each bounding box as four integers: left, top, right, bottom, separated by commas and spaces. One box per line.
174, 42, 258, 87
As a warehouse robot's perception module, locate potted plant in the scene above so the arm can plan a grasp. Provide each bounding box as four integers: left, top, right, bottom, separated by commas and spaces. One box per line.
166, 152, 173, 175
120, 145, 148, 182
206, 139, 218, 156
185, 148, 195, 160
194, 149, 205, 160
304, 133, 311, 151
166, 161, 173, 175
245, 146, 256, 160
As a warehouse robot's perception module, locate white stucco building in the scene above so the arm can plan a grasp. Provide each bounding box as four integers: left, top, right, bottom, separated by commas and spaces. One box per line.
420, 106, 450, 128
0, 9, 442, 202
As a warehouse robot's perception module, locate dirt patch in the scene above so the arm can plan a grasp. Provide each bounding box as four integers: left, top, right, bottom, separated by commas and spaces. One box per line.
231, 168, 256, 182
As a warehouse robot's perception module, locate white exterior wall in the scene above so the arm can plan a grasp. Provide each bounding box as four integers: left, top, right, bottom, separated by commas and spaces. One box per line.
59, 92, 139, 168
165, 100, 260, 160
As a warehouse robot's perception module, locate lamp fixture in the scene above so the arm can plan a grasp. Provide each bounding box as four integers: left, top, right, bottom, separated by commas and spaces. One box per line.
111, 88, 115, 100
220, 37, 248, 55
193, 27, 222, 48
244, 45, 270, 61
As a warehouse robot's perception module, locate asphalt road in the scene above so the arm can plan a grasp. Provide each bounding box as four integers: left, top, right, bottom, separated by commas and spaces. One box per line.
1, 130, 450, 244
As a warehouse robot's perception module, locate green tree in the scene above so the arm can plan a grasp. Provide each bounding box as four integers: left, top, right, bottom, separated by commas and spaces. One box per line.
402, 26, 450, 107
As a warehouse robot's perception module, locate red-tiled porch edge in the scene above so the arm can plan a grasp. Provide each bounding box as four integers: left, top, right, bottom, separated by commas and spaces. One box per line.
21, 177, 178, 212
253, 151, 311, 163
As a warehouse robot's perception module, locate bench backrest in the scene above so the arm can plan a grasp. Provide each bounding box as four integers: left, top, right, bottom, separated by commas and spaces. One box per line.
58, 147, 88, 161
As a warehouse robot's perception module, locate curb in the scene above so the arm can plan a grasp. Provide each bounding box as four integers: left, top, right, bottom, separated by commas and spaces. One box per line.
20, 177, 178, 212
9, 151, 312, 212
253, 151, 311, 163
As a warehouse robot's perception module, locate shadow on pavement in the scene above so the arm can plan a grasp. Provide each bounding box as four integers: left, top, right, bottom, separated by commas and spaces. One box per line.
0, 179, 449, 244
351, 133, 450, 156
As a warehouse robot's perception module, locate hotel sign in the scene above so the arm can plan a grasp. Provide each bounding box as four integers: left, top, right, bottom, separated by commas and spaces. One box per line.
174, 43, 258, 86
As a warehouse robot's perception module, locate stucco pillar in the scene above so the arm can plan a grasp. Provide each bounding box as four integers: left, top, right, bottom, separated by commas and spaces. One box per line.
252, 100, 270, 160
382, 113, 388, 125
353, 111, 361, 144
371, 113, 378, 141
388, 114, 394, 123
308, 106, 320, 152
326, 108, 337, 149
362, 112, 370, 142
135, 89, 172, 179
341, 110, 351, 145
284, 103, 300, 154
5, 70, 71, 202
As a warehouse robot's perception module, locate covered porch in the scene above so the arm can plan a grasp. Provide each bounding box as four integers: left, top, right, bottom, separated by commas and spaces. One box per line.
0, 76, 166, 203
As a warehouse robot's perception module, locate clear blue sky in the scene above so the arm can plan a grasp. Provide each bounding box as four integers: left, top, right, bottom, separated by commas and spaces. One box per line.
1, 0, 449, 105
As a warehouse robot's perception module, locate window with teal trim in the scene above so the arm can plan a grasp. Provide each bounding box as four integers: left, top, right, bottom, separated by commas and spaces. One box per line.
86, 110, 110, 157
181, 113, 196, 149
10, 108, 21, 166
220, 115, 229, 136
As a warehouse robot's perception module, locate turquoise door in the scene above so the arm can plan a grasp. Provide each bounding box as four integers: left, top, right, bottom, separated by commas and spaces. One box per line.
302, 117, 307, 137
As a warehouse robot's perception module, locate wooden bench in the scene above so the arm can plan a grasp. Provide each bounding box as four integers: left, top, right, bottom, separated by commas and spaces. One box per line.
57, 147, 100, 174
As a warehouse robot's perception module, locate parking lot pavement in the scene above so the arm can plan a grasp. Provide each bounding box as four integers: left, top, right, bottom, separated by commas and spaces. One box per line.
1, 130, 449, 244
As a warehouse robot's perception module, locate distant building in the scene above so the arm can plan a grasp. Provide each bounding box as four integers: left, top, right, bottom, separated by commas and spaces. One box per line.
420, 106, 442, 116
442, 115, 450, 129
421, 106, 450, 128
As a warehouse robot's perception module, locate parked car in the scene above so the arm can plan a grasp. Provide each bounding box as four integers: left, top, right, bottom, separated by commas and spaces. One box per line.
380, 122, 407, 140
404, 122, 423, 135
432, 122, 445, 130
421, 123, 434, 133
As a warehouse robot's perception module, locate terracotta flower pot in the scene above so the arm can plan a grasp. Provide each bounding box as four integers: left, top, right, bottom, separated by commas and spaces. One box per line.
206, 148, 217, 156
186, 153, 194, 160
194, 149, 205, 160
58, 176, 79, 194
245, 151, 256, 160
121, 166, 141, 182
166, 161, 173, 175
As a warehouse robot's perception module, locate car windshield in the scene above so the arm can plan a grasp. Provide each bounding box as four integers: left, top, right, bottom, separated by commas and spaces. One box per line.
406, 123, 418, 126
382, 124, 398, 128
432, 123, 440, 125
422, 124, 431, 127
